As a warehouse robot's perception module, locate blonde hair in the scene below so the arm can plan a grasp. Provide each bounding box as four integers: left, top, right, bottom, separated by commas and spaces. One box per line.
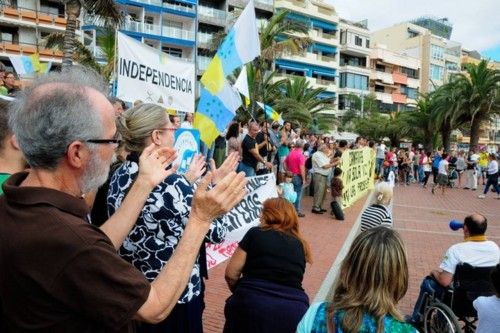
329, 227, 408, 332
373, 182, 393, 205
117, 103, 169, 153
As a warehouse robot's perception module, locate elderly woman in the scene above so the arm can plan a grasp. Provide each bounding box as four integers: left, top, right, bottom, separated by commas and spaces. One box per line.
107, 103, 238, 333
360, 182, 393, 232
224, 198, 312, 333
297, 227, 415, 333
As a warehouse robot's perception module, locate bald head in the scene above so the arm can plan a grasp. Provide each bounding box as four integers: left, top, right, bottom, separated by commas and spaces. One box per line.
464, 213, 487, 236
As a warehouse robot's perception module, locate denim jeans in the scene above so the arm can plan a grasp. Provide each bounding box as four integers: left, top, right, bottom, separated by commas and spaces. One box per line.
375, 158, 384, 176
483, 173, 500, 195
237, 162, 256, 177
411, 276, 446, 322
292, 175, 303, 214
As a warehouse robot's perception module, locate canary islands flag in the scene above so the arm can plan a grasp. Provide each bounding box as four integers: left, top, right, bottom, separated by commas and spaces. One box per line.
200, 0, 260, 95
257, 102, 284, 125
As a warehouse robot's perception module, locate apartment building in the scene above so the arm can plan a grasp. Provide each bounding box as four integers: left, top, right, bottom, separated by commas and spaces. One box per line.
0, 0, 74, 70
83, 0, 197, 64
197, 0, 273, 76
369, 45, 420, 113
337, 18, 370, 115
274, 0, 339, 114
371, 17, 461, 94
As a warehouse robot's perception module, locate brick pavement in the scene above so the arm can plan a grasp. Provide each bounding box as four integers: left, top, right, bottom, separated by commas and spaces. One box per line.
202, 182, 499, 332
203, 193, 368, 333
393, 183, 500, 316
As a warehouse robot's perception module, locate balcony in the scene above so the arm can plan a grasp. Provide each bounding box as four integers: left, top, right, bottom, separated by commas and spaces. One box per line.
0, 6, 67, 29
392, 92, 407, 104
374, 71, 394, 85
392, 72, 407, 85
197, 32, 214, 48
339, 64, 371, 76
229, 0, 273, 12
374, 92, 393, 104
0, 41, 63, 60
407, 77, 420, 89
163, 2, 196, 14
132, 0, 163, 7
122, 22, 195, 41
198, 6, 226, 26
281, 51, 337, 68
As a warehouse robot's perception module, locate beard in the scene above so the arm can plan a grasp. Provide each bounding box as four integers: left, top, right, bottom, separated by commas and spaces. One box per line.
79, 150, 111, 194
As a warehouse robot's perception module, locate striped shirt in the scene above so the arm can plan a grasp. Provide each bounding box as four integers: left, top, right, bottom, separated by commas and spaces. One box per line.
360, 204, 393, 232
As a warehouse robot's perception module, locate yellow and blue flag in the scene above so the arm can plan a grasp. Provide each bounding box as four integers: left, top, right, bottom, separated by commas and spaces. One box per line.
195, 82, 242, 145
195, 0, 260, 145
257, 102, 284, 125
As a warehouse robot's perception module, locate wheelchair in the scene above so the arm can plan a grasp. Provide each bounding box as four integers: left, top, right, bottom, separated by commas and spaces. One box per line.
422, 264, 495, 333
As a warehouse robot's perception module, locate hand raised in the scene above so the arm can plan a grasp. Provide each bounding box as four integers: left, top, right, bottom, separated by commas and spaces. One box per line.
138, 143, 178, 188
185, 154, 206, 184
191, 171, 247, 224
210, 152, 240, 185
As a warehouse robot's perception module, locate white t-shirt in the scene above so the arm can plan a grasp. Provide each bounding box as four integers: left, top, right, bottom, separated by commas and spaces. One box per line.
438, 159, 449, 175
376, 144, 386, 159
473, 295, 500, 333
423, 156, 432, 172
439, 240, 500, 274
312, 151, 331, 176
487, 160, 498, 175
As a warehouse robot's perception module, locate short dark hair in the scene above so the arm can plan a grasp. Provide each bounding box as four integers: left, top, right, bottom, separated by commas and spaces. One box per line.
368, 141, 375, 148
4, 71, 16, 79
0, 99, 11, 150
339, 140, 347, 148
271, 122, 280, 129
464, 214, 487, 236
355, 136, 362, 143
334, 168, 342, 177
108, 96, 126, 110
491, 264, 500, 297
441, 153, 448, 159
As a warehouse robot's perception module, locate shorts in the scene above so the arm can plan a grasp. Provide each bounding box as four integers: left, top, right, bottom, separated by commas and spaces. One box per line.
437, 173, 448, 185
279, 156, 287, 173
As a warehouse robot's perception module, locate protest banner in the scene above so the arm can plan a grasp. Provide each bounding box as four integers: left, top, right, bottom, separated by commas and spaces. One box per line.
173, 129, 200, 174
340, 148, 376, 208
116, 32, 195, 112
206, 173, 278, 269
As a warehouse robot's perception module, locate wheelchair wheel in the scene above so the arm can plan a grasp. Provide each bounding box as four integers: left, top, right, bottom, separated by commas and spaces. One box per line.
424, 303, 462, 333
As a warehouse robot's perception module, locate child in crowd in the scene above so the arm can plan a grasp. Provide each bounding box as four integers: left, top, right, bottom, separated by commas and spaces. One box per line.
277, 171, 297, 205
473, 264, 500, 333
330, 168, 344, 221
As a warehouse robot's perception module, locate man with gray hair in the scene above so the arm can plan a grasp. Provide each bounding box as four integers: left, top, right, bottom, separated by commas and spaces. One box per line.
0, 67, 247, 331
311, 144, 339, 214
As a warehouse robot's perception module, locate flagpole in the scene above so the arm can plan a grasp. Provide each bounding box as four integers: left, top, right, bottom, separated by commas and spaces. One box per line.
112, 28, 119, 97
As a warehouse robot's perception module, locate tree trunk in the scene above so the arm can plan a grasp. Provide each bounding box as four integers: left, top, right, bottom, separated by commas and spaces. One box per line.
441, 124, 451, 152
62, 1, 81, 69
469, 115, 482, 149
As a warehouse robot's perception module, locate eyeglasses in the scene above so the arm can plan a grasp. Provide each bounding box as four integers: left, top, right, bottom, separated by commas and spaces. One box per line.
85, 132, 122, 145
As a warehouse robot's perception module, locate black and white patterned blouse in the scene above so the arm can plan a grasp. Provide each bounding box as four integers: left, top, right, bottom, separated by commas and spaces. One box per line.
107, 159, 228, 303
360, 204, 393, 232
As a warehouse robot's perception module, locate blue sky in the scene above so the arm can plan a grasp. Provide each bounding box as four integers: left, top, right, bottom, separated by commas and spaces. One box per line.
328, 0, 500, 61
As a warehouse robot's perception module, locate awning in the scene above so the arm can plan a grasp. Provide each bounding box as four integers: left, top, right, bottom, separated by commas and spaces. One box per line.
312, 43, 337, 54
278, 64, 307, 72
313, 69, 336, 77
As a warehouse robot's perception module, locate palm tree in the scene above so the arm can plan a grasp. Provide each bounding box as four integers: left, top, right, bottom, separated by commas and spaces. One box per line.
402, 94, 438, 152
449, 60, 500, 147
58, 1, 121, 68
272, 77, 335, 129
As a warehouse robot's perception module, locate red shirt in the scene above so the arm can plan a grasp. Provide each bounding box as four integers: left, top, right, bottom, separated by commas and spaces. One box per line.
285, 148, 305, 176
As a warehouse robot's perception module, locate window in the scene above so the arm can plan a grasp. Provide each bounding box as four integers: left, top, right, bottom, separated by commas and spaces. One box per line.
145, 16, 155, 25
366, 39, 370, 48
162, 46, 182, 58
355, 36, 362, 46
431, 44, 444, 61
376, 64, 386, 72
430, 64, 444, 81
400, 86, 418, 99
40, 0, 64, 16
339, 73, 368, 90
0, 26, 18, 43
340, 30, 347, 44
164, 20, 183, 29
401, 66, 419, 79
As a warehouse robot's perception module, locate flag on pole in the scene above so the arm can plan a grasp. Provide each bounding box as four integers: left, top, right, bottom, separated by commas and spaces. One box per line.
257, 102, 284, 125
194, 82, 242, 145
234, 65, 250, 98
195, 0, 260, 146
200, 0, 260, 95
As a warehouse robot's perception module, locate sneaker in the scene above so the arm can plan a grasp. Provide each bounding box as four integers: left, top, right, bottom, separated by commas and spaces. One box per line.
463, 187, 470, 189
297, 213, 305, 218
478, 194, 485, 199
311, 208, 324, 214
320, 208, 327, 213
472, 188, 477, 191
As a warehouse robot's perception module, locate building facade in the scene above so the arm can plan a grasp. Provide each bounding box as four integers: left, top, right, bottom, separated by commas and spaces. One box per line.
0, 0, 73, 69
369, 45, 420, 113
274, 0, 339, 114
337, 18, 370, 116
83, 0, 197, 65
371, 17, 461, 94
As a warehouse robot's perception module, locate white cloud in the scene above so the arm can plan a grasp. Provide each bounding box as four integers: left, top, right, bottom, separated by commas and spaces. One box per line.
327, 0, 500, 51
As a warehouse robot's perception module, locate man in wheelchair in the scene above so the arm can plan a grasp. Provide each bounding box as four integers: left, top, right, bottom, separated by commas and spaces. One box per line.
408, 214, 500, 328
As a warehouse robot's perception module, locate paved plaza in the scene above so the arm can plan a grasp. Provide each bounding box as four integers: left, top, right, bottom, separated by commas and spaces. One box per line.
203, 183, 499, 332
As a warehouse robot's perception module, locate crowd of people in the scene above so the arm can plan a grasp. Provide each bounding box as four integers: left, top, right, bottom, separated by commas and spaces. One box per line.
0, 66, 499, 333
